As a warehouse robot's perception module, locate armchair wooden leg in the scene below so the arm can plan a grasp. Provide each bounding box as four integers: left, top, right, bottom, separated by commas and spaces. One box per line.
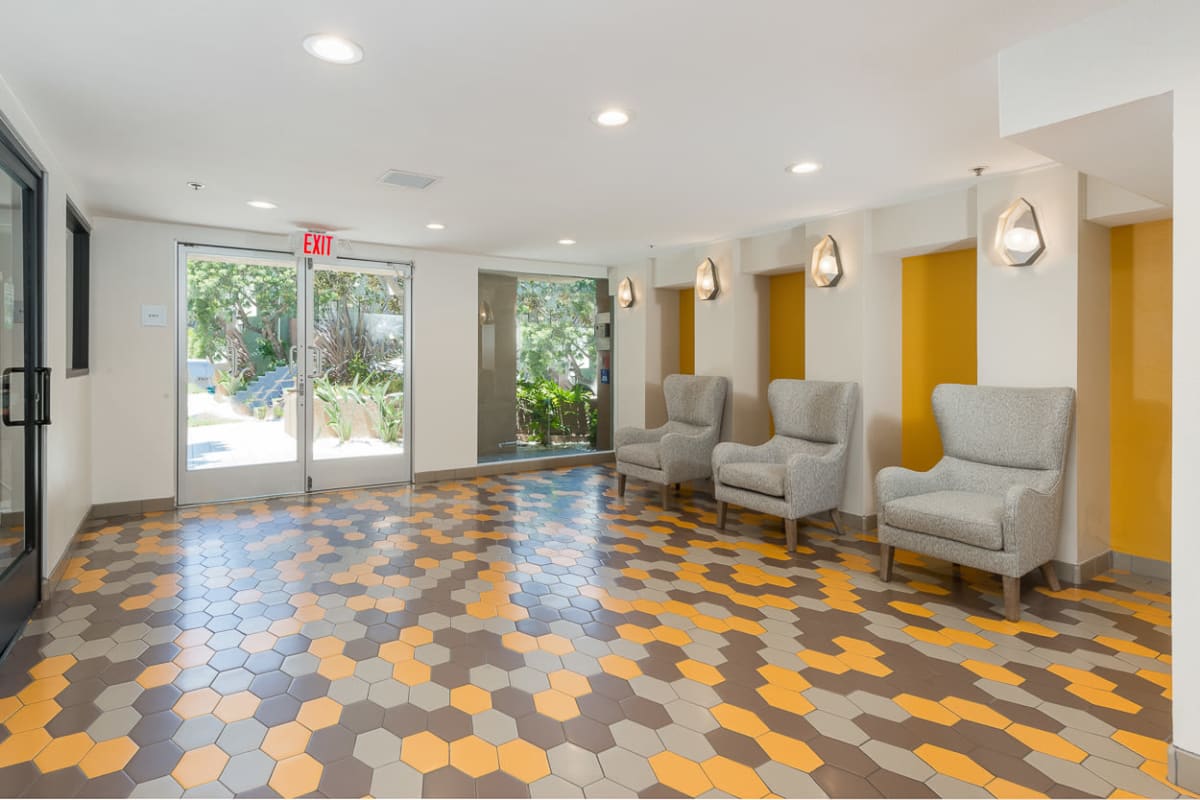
1002, 575, 1021, 622
660, 484, 670, 509
616, 474, 626, 498
879, 544, 894, 582
829, 508, 845, 536
1040, 562, 1062, 592
717, 501, 727, 530
784, 519, 798, 553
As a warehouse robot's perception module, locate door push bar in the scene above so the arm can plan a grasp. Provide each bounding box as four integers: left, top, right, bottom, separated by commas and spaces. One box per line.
1, 367, 52, 427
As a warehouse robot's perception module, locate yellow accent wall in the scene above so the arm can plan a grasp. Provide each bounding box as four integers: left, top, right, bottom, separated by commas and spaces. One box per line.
768, 272, 806, 381
1110, 219, 1172, 562
678, 289, 695, 375
901, 248, 977, 471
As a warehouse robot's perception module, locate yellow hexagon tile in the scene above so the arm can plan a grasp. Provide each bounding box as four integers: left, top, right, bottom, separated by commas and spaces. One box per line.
172, 744, 229, 790
33, 732, 94, 773
498, 739, 550, 784
449, 735, 499, 778
450, 685, 492, 715
649, 751, 714, 796
401, 730, 450, 773
894, 694, 960, 726
914, 743, 994, 786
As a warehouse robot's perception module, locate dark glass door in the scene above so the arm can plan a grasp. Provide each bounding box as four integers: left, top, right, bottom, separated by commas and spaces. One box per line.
0, 130, 46, 658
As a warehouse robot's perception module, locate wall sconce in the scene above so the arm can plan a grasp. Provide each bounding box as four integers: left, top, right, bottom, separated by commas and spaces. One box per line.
995, 197, 1045, 266
617, 276, 635, 308
811, 235, 843, 287
478, 300, 494, 325
695, 257, 720, 300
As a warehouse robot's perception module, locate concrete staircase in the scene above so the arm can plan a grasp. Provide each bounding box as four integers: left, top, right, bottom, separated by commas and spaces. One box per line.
234, 365, 295, 412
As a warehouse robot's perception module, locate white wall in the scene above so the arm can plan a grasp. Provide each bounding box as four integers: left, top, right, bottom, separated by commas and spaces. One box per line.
0, 74, 92, 577
976, 165, 1086, 565
611, 259, 650, 431
89, 217, 607, 504
1172, 76, 1200, 768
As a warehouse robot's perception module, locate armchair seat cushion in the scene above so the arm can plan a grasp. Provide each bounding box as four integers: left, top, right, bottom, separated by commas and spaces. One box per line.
618, 443, 661, 470
718, 462, 787, 497
884, 490, 1004, 550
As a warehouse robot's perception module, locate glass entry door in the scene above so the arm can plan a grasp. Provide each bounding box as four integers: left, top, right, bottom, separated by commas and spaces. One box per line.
0, 131, 47, 656
178, 247, 304, 505
305, 259, 411, 492
178, 248, 411, 505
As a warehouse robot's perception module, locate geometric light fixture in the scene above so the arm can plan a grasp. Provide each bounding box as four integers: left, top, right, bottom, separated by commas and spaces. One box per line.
695, 257, 720, 301
617, 276, 635, 308
995, 197, 1046, 266
810, 235, 843, 287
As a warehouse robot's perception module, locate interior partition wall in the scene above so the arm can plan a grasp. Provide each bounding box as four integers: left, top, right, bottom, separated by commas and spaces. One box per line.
477, 272, 611, 464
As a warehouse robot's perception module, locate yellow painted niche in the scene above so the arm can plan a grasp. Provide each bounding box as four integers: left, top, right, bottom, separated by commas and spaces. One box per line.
1110, 219, 1172, 562
901, 248, 977, 471
679, 288, 695, 375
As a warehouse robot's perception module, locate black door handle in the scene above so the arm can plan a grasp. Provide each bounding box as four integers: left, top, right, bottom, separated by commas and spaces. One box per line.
2, 367, 51, 427
2, 367, 23, 427
34, 367, 51, 426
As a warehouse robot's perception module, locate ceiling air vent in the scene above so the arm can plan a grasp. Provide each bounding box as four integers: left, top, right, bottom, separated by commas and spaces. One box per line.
378, 169, 439, 189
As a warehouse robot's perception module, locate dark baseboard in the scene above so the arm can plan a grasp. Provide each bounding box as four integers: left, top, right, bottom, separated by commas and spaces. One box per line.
416, 451, 615, 483
90, 497, 175, 519
1169, 743, 1200, 794
1112, 551, 1171, 582
42, 509, 93, 600
1052, 550, 1113, 586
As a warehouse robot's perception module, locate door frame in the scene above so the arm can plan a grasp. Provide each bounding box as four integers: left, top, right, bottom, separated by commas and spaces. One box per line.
175, 244, 305, 505
0, 113, 46, 658
176, 244, 415, 505
304, 256, 414, 493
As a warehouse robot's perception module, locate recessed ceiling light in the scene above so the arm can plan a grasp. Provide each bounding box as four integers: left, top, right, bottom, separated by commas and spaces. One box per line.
426, 222, 446, 230
247, 200, 277, 209
787, 161, 822, 175
303, 34, 364, 65
593, 109, 631, 127
558, 239, 577, 245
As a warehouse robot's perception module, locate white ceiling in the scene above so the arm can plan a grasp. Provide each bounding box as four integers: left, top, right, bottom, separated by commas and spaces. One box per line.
0, 0, 1125, 266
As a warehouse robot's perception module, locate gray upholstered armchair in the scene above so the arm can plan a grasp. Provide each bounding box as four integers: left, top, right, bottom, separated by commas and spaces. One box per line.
615, 374, 729, 508
713, 380, 858, 552
876, 384, 1075, 621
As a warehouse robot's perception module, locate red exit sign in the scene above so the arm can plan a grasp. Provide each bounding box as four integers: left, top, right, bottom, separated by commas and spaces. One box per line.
302, 231, 336, 257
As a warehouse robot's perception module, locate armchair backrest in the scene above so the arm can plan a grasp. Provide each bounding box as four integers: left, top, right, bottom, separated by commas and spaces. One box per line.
664, 374, 728, 430
933, 384, 1075, 472
769, 380, 858, 446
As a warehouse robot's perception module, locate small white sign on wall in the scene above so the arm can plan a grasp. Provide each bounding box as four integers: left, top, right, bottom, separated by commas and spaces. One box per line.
141, 304, 167, 327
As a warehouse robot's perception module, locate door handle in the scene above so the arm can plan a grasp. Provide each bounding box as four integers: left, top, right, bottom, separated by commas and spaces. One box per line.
34, 367, 51, 426
2, 367, 52, 427
2, 367, 22, 427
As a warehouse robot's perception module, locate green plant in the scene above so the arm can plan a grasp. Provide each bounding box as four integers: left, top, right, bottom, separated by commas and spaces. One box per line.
214, 368, 249, 396
516, 377, 594, 446
313, 377, 353, 443
368, 380, 403, 444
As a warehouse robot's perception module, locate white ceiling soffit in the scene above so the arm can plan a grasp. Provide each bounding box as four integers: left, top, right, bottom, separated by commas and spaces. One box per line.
1008, 93, 1173, 207
0, 0, 1128, 265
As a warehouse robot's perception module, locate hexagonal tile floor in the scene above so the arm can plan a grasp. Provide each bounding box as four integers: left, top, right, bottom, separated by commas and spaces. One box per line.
0, 466, 1185, 798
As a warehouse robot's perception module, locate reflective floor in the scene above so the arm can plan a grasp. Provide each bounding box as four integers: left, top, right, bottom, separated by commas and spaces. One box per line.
0, 466, 1184, 798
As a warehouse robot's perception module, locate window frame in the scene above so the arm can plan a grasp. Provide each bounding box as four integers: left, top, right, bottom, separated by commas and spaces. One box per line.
65, 197, 89, 377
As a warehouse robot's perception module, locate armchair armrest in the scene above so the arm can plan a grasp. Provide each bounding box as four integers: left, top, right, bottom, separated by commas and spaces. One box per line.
875, 464, 946, 507
1003, 482, 1062, 561
614, 425, 668, 451
660, 430, 718, 477
713, 441, 775, 470
785, 449, 843, 509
